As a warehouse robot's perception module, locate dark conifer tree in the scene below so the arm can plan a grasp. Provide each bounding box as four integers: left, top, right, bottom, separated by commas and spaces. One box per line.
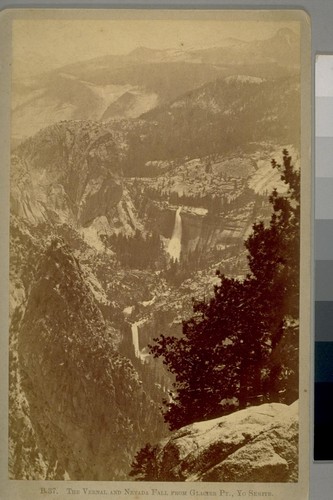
150, 150, 300, 430
129, 444, 159, 481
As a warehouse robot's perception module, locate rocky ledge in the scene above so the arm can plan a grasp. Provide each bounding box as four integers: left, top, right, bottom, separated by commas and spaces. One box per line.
151, 401, 298, 482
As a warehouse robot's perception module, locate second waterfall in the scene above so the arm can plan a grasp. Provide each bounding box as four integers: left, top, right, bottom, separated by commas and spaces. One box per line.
167, 207, 182, 262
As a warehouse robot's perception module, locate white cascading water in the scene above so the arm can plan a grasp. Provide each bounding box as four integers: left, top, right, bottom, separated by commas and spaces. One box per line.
131, 322, 140, 358
167, 207, 182, 261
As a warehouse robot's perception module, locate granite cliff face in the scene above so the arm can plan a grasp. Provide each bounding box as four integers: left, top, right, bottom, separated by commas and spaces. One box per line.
146, 402, 298, 482
17, 238, 164, 480
11, 121, 132, 230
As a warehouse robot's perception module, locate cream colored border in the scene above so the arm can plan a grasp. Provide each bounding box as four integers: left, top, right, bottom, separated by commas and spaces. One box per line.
0, 8, 311, 500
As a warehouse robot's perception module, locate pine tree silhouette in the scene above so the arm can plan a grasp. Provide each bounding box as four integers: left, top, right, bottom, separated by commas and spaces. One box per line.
150, 151, 300, 430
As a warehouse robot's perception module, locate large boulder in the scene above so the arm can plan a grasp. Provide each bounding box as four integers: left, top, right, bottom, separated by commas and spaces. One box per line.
153, 401, 298, 482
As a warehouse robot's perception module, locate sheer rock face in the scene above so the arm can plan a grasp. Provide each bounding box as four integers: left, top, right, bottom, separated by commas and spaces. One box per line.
11, 121, 125, 228
153, 402, 298, 482
18, 239, 162, 480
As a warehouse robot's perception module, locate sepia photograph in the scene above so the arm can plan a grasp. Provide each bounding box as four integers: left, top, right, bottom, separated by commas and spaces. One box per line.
2, 8, 310, 499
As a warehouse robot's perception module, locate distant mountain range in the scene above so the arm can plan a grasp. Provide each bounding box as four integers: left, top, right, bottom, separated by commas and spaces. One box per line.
12, 28, 299, 145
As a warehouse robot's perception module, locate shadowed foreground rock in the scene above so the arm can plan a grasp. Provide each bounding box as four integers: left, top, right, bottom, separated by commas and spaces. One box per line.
151, 401, 298, 482
17, 238, 164, 480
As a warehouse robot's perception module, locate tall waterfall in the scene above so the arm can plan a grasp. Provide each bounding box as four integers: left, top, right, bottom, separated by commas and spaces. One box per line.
167, 207, 182, 261
131, 322, 140, 357
131, 320, 148, 361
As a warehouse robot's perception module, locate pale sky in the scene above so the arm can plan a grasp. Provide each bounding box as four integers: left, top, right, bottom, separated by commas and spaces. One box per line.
12, 16, 300, 80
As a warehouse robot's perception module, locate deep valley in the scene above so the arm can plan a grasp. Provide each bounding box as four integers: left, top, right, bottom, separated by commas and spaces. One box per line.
9, 25, 301, 482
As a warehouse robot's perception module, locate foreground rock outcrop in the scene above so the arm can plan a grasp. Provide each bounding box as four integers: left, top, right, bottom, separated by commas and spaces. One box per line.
150, 401, 298, 482
16, 238, 164, 480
